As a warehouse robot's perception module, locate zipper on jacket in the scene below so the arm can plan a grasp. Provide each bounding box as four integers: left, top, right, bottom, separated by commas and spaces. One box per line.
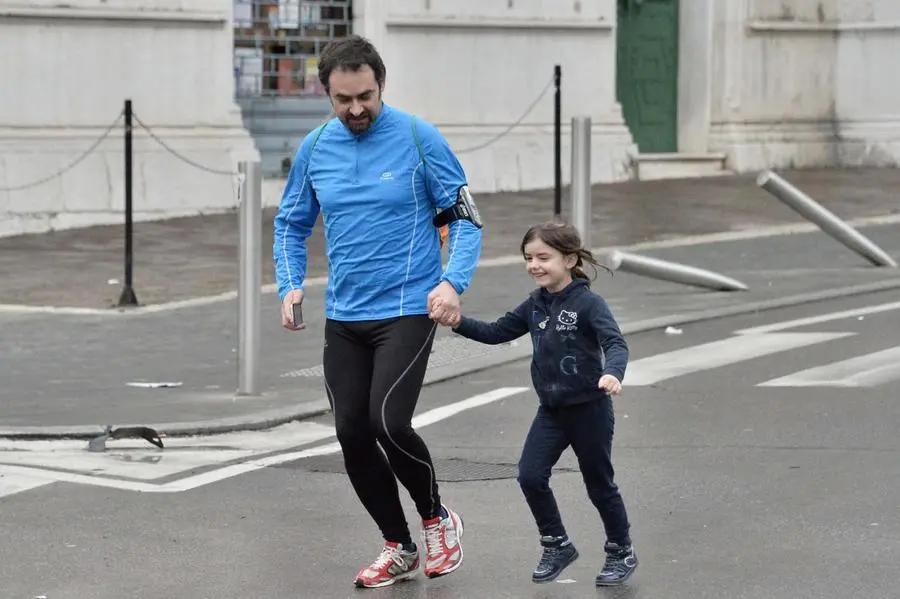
353, 137, 360, 185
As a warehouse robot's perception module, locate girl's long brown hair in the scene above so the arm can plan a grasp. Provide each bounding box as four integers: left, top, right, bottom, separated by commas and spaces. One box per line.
520, 222, 612, 283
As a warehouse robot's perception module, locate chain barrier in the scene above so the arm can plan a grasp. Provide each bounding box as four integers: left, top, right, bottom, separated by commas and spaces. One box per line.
131, 113, 239, 177
454, 75, 555, 155
0, 110, 245, 193
0, 79, 552, 195
132, 112, 245, 202
0, 112, 124, 192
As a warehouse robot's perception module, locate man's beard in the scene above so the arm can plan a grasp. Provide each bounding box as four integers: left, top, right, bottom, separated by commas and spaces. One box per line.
344, 112, 372, 134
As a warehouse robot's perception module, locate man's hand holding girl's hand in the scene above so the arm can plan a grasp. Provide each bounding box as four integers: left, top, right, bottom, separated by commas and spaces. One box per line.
428, 281, 462, 327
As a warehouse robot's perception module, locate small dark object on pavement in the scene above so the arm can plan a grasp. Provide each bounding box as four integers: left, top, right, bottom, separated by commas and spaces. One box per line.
87, 425, 165, 452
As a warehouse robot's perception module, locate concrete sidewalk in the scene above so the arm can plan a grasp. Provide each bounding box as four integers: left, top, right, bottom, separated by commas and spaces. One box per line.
2, 219, 899, 438
1, 168, 899, 309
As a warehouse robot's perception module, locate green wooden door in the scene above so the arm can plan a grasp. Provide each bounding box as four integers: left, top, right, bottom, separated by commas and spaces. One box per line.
616, 0, 679, 153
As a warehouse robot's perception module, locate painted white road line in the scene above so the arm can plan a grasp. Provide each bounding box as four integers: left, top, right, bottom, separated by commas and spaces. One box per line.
758, 346, 900, 388
409, 386, 529, 427
735, 300, 900, 335
0, 465, 161, 494
0, 386, 529, 497
0, 471, 55, 499
0, 420, 338, 481
625, 332, 854, 386
162, 386, 529, 492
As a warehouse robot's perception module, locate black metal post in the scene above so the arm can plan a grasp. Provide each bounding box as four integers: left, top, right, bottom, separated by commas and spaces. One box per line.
117, 99, 139, 307
553, 64, 562, 221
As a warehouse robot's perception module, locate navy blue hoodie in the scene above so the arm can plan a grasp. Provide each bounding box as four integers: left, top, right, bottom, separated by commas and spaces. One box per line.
453, 278, 628, 407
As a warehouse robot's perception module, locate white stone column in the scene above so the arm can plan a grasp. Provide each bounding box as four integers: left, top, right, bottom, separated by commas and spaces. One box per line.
677, 0, 714, 154
0, 0, 258, 237
834, 0, 900, 166
352, 0, 389, 56
707, 0, 839, 171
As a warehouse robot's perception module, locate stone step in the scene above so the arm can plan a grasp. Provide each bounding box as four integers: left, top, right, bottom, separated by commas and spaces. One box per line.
634, 152, 731, 181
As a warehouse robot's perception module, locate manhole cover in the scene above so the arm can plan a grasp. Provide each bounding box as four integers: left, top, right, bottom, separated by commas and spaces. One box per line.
276, 455, 576, 482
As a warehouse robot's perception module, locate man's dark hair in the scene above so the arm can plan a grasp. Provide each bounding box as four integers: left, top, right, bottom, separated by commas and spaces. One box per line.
318, 35, 386, 91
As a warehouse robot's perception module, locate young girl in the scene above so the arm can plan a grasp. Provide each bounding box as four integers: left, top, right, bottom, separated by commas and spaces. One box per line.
444, 222, 638, 586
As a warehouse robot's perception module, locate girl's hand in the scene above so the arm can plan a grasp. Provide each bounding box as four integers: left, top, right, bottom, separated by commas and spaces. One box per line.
598, 374, 622, 396
433, 302, 461, 328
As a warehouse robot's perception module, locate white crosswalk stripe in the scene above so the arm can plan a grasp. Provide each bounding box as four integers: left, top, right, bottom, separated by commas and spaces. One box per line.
734, 300, 900, 335
628, 298, 900, 389
0, 471, 54, 498
625, 332, 854, 386
758, 346, 900, 388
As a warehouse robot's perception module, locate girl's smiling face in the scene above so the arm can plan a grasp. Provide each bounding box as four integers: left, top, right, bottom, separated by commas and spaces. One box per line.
523, 237, 577, 293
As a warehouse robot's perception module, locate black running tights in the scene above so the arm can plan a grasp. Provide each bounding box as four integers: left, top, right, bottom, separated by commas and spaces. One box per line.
323, 314, 441, 545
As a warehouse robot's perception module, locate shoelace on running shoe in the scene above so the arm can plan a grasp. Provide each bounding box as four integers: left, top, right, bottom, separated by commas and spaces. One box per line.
372, 546, 400, 570
424, 524, 444, 558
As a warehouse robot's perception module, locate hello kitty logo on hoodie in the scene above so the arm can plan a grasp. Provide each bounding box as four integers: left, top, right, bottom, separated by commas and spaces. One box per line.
556, 309, 578, 332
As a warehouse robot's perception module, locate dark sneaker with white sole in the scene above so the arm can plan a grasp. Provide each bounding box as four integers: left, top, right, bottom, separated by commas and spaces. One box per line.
532, 535, 579, 583
595, 541, 638, 586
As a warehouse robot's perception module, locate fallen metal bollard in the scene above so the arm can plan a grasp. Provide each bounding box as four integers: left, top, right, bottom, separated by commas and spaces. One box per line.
606, 250, 749, 292
756, 170, 897, 268
87, 425, 165, 452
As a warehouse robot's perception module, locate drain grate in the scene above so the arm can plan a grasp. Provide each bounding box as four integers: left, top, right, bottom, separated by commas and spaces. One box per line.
280, 364, 325, 378
277, 454, 576, 482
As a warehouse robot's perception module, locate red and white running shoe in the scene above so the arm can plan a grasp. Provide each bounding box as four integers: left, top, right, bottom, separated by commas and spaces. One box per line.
353, 541, 419, 589
422, 505, 465, 578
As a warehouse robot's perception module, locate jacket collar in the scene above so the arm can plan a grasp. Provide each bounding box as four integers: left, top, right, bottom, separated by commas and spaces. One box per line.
530, 277, 589, 303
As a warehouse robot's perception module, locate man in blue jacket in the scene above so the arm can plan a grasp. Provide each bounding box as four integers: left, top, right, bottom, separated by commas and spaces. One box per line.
273, 35, 483, 589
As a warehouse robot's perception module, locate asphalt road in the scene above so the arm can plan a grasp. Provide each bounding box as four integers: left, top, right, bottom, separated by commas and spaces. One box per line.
2, 290, 899, 599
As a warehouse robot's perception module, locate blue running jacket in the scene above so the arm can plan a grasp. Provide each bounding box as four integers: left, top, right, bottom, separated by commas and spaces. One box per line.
273, 103, 483, 322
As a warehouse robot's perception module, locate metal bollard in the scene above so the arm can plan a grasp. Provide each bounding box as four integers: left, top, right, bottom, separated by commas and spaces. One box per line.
570, 116, 592, 248
606, 250, 749, 292
237, 161, 262, 396
757, 170, 897, 267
